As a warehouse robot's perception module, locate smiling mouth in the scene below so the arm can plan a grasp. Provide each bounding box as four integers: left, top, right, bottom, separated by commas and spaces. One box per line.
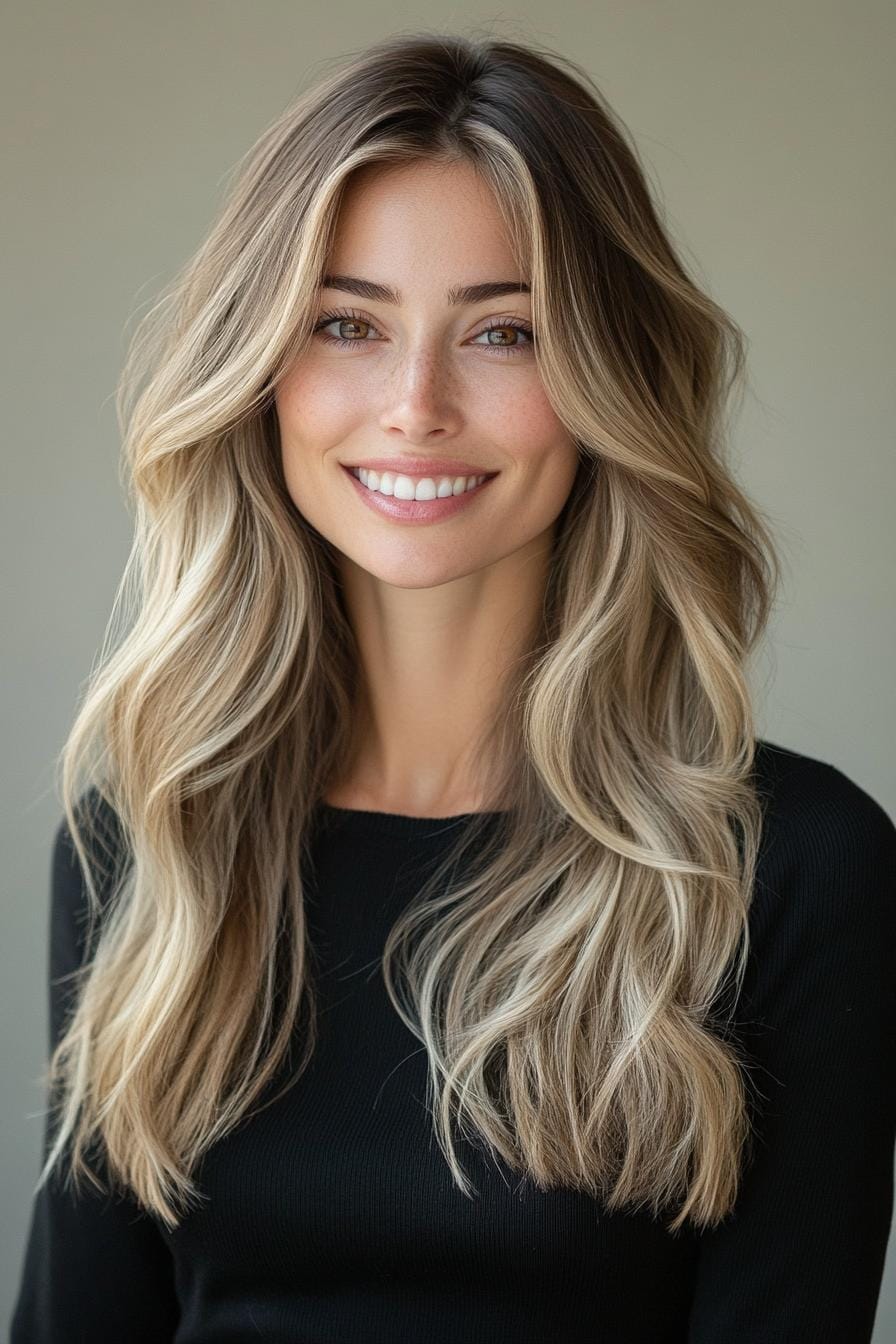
345, 464, 496, 500
340, 462, 498, 521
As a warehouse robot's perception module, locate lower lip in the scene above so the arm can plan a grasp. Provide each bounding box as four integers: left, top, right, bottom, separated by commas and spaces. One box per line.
341, 466, 498, 523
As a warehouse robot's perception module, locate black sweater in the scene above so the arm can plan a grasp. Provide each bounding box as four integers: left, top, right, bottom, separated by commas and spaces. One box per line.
9, 739, 896, 1343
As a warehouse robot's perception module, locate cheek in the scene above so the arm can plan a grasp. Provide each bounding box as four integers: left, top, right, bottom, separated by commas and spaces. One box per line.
275, 361, 364, 446
485, 371, 559, 436
494, 386, 577, 479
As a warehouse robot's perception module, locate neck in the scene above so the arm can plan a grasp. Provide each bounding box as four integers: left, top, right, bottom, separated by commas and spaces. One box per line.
329, 529, 552, 816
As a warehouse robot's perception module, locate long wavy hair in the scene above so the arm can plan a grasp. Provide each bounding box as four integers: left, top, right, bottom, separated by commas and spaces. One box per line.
39, 28, 781, 1236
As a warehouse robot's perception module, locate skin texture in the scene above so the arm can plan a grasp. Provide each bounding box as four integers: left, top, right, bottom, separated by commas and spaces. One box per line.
275, 158, 580, 816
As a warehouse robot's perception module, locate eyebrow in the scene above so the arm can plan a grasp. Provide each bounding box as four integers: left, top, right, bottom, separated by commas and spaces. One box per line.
320, 273, 531, 306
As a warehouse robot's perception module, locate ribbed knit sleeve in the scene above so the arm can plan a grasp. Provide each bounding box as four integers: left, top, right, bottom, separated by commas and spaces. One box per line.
687, 752, 896, 1342
9, 801, 180, 1344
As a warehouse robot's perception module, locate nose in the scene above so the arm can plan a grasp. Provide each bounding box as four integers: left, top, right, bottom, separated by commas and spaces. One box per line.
378, 344, 461, 442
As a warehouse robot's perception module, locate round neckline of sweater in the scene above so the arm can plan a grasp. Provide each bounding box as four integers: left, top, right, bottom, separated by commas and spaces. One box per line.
315, 799, 507, 838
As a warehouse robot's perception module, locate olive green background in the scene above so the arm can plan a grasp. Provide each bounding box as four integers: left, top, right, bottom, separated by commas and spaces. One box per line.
3, 3, 894, 1335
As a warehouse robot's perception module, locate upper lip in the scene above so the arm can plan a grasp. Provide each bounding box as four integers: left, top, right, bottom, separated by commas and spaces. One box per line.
342, 457, 498, 478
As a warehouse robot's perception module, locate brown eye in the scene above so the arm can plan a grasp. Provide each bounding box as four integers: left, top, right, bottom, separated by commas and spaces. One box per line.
313, 311, 377, 345
471, 320, 535, 354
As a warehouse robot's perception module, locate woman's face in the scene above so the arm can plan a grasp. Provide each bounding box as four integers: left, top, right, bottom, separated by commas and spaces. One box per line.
275, 158, 580, 590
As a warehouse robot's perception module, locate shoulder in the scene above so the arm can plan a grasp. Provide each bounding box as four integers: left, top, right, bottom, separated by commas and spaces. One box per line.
751, 737, 896, 874
52, 786, 126, 881
747, 737, 896, 970
50, 786, 128, 967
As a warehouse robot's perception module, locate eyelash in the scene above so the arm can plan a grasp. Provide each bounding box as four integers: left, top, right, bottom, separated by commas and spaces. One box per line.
311, 306, 535, 357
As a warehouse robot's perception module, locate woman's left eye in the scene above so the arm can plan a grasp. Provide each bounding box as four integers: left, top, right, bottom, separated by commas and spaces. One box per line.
312, 309, 535, 356
470, 320, 535, 354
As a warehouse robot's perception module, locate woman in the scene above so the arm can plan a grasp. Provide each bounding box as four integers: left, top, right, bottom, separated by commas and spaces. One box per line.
12, 29, 896, 1344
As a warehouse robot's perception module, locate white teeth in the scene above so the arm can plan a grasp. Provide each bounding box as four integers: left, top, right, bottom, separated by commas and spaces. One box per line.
353, 468, 488, 500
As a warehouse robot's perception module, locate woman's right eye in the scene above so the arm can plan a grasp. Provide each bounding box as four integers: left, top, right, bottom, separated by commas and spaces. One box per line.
312, 308, 378, 347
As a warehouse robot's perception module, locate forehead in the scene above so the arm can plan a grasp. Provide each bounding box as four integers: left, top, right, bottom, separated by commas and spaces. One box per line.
327, 159, 525, 291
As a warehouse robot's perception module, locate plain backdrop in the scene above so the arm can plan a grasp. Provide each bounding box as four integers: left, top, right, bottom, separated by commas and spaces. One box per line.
3, 2, 894, 1337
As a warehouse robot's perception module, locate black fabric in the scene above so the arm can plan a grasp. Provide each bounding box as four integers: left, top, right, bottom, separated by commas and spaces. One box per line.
10, 739, 896, 1343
